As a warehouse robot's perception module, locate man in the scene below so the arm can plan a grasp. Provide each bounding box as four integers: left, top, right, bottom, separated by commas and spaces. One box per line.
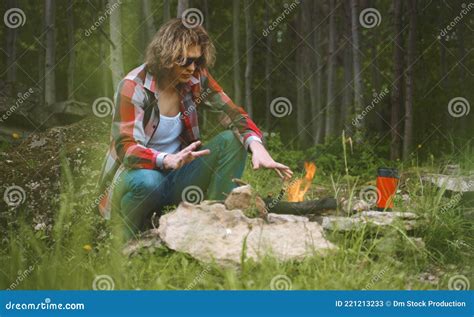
97, 18, 293, 239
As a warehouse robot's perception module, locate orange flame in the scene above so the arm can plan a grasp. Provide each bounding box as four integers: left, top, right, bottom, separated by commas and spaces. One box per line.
287, 162, 317, 202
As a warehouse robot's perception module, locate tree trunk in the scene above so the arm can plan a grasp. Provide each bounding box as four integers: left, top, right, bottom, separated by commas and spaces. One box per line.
100, 0, 109, 97
297, 0, 313, 145
457, 1, 465, 83
232, 0, 242, 106
38, 3, 46, 103
296, 6, 306, 144
403, 0, 417, 160
264, 0, 273, 130
390, 0, 403, 160
203, 0, 210, 31
109, 0, 124, 92
367, 0, 382, 133
311, 2, 324, 144
177, 0, 189, 17
5, 0, 18, 82
341, 0, 353, 131
244, 0, 254, 118
67, 0, 75, 100
325, 0, 336, 139
439, 39, 447, 89
163, 0, 171, 21
142, 0, 155, 42
371, 35, 384, 134
44, 0, 56, 107
350, 0, 363, 131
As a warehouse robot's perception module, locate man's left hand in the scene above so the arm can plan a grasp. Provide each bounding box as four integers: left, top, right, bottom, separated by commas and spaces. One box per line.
249, 141, 293, 180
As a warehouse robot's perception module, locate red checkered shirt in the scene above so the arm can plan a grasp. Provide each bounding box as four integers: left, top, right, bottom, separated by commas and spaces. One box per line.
96, 64, 263, 218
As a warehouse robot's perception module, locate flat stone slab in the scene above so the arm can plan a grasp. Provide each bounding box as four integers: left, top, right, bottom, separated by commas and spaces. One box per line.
322, 211, 419, 231
158, 201, 337, 266
422, 174, 474, 193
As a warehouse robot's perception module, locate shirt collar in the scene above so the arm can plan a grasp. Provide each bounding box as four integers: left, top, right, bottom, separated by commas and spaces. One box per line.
144, 67, 200, 94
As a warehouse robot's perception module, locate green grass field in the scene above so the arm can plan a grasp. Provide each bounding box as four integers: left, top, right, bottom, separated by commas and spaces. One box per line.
1, 119, 472, 290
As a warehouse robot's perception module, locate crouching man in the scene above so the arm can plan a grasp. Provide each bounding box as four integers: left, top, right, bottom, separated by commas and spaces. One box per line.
97, 18, 293, 239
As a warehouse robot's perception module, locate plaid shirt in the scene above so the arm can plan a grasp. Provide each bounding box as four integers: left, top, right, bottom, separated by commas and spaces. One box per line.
97, 64, 263, 218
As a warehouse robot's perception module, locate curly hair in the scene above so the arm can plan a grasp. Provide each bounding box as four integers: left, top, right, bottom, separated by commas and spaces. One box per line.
144, 18, 215, 77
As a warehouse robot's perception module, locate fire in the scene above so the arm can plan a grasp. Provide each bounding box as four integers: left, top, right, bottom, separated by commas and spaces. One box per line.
287, 162, 316, 202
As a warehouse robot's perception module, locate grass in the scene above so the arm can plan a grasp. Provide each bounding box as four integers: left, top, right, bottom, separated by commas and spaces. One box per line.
0, 129, 472, 290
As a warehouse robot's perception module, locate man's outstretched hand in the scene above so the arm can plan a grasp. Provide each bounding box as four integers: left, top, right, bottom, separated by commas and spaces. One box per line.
249, 141, 293, 180
163, 141, 210, 170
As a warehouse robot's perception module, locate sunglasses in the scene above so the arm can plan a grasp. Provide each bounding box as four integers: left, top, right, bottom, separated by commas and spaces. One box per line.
178, 56, 204, 67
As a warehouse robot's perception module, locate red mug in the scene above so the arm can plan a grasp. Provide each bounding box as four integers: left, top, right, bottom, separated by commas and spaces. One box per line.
376, 167, 399, 210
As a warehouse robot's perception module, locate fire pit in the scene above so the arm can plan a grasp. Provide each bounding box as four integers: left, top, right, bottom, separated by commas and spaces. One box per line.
228, 161, 337, 217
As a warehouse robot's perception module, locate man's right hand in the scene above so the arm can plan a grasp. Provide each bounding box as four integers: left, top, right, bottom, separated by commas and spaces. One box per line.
162, 141, 210, 170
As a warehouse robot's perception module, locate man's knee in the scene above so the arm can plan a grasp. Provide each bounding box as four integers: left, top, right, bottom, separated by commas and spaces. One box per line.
217, 130, 246, 153
129, 169, 165, 195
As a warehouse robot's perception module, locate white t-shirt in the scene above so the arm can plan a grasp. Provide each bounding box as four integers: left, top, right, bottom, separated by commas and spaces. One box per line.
148, 112, 183, 154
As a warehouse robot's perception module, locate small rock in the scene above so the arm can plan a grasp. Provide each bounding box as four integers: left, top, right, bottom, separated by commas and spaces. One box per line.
28, 138, 47, 149
34, 223, 46, 231
224, 185, 253, 210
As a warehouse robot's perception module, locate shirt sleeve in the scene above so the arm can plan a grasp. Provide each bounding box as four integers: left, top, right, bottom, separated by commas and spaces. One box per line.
199, 68, 264, 150
111, 79, 166, 169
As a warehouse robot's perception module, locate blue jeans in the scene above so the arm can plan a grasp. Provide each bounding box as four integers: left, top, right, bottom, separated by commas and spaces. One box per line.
112, 130, 247, 239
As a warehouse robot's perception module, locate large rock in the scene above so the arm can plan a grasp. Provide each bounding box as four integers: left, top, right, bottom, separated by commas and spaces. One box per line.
158, 201, 337, 266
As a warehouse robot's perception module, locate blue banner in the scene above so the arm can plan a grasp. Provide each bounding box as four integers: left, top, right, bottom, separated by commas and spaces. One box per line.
1, 290, 472, 316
